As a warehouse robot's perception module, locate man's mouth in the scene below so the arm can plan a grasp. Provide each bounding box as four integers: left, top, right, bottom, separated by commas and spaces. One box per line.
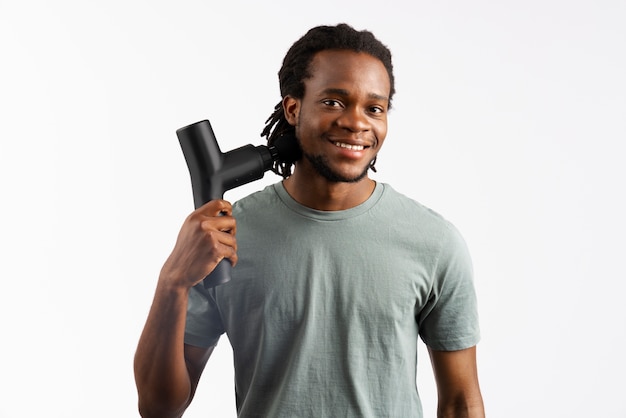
333, 141, 367, 151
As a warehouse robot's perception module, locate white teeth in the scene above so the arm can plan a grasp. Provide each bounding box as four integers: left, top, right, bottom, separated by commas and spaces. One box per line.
334, 142, 364, 151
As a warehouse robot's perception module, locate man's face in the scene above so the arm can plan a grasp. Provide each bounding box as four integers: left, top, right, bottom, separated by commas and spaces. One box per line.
283, 50, 390, 183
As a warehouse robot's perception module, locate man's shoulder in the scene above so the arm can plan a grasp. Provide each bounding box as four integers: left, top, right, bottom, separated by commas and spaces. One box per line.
233, 185, 273, 204
379, 183, 451, 227
232, 183, 279, 211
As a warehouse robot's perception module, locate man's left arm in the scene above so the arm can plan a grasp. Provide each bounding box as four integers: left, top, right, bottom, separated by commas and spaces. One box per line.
429, 345, 485, 418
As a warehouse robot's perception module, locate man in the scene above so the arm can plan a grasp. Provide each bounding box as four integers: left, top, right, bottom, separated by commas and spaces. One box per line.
134, 23, 484, 417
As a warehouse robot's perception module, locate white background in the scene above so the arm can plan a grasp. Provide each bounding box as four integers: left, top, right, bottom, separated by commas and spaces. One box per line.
1, 1, 625, 417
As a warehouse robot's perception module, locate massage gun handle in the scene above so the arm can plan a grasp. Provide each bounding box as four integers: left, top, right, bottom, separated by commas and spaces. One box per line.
193, 195, 231, 289
176, 120, 232, 289
205, 257, 231, 288
200, 194, 233, 289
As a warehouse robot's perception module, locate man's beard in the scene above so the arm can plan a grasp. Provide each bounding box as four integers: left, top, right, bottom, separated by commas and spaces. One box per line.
303, 151, 372, 183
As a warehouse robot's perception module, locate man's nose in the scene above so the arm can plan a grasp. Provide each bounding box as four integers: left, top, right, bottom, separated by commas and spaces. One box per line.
336, 107, 370, 132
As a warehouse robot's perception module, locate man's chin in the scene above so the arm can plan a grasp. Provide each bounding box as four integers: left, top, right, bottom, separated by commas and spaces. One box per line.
304, 153, 370, 183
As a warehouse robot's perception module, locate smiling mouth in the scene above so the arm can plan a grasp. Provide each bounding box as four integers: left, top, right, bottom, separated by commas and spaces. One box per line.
333, 141, 367, 151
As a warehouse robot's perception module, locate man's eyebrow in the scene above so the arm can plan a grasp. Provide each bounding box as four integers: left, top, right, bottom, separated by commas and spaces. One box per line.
369, 92, 390, 102
321, 88, 389, 102
321, 88, 349, 97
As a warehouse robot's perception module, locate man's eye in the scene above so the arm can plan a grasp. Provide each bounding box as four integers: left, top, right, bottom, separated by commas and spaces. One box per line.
323, 99, 341, 107
370, 106, 385, 114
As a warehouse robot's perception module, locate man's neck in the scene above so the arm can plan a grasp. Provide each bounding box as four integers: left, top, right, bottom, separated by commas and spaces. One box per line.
282, 171, 376, 211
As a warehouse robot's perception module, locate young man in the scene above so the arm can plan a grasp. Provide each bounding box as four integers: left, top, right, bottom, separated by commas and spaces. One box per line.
134, 24, 484, 417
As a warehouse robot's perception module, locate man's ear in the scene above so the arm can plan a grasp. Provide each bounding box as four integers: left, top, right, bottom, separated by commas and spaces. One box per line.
282, 95, 300, 126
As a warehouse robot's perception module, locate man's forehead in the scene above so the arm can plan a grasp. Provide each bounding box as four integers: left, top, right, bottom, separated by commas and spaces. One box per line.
304, 50, 391, 96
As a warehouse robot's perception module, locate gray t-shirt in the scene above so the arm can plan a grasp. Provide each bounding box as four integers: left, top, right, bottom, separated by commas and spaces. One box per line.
185, 182, 480, 417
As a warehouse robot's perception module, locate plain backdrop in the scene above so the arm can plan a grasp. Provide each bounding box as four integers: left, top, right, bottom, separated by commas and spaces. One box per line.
1, 1, 625, 417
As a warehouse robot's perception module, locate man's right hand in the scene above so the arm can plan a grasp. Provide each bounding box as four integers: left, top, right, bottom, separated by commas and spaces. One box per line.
160, 199, 238, 289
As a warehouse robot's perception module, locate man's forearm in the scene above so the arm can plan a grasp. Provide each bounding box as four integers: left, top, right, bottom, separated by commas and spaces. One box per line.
134, 280, 192, 418
437, 396, 485, 418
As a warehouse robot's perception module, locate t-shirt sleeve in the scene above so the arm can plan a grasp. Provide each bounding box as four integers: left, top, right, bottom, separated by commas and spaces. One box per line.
184, 283, 225, 348
417, 223, 481, 351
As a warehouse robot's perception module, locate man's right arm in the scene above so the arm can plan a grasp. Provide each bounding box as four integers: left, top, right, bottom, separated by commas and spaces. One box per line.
133, 200, 237, 418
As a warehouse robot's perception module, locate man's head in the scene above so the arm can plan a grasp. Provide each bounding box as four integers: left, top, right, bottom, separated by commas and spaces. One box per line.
262, 23, 395, 178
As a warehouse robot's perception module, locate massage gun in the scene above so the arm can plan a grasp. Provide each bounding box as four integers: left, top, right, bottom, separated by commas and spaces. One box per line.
176, 119, 301, 288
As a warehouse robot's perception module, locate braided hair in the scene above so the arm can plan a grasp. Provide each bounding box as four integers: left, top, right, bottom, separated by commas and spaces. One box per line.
261, 23, 396, 178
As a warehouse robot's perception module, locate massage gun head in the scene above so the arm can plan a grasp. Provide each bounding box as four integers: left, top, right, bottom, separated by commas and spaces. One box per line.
268, 134, 302, 167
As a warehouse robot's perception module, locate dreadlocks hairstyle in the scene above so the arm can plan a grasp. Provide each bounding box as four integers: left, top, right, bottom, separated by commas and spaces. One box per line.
261, 23, 396, 178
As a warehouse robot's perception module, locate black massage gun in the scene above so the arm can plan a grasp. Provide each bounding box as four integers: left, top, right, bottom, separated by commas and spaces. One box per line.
176, 119, 301, 288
